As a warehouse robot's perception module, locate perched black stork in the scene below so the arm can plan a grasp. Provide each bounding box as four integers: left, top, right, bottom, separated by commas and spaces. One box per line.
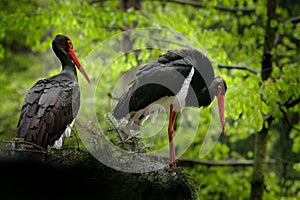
16, 34, 91, 149
113, 49, 227, 168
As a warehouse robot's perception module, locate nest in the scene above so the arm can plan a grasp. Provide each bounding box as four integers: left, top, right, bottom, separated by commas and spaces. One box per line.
0, 136, 198, 200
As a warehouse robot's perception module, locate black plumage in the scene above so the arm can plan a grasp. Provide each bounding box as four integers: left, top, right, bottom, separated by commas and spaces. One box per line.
113, 49, 224, 121
16, 35, 90, 148
113, 48, 227, 168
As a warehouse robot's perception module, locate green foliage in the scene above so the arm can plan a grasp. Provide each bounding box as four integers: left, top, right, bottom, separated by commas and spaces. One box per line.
1, 0, 300, 199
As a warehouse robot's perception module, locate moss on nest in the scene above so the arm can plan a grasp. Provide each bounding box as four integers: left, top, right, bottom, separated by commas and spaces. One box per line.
0, 141, 198, 200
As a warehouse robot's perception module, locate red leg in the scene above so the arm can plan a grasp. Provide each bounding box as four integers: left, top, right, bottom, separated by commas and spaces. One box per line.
168, 104, 177, 168
60, 140, 65, 165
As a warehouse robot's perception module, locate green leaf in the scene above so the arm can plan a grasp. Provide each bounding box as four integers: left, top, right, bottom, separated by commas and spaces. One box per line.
270, 19, 278, 28
260, 101, 270, 115
255, 110, 264, 132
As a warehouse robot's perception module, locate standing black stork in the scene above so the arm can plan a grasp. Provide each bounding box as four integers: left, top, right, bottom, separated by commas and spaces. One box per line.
16, 34, 91, 149
113, 49, 227, 168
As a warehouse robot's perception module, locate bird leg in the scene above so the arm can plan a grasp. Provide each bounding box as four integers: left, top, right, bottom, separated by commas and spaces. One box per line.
59, 140, 65, 165
168, 104, 177, 168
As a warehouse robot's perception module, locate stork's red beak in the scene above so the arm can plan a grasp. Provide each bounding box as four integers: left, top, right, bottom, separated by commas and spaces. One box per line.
217, 85, 225, 134
68, 48, 92, 84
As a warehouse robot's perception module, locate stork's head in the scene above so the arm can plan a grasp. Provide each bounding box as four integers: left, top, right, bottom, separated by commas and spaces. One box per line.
52, 34, 91, 84
211, 76, 227, 95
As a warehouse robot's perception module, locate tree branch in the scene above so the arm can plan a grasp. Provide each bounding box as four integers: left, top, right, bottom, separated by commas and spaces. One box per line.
218, 63, 260, 74
279, 107, 300, 132
285, 96, 300, 108
284, 15, 300, 24
141, 11, 194, 48
135, 32, 191, 48
1, 140, 47, 151
167, 0, 256, 14
274, 15, 300, 45
177, 158, 275, 167
150, 155, 276, 167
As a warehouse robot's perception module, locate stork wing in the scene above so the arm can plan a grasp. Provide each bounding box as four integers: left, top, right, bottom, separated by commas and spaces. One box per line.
16, 74, 80, 148
113, 49, 215, 120
113, 52, 193, 119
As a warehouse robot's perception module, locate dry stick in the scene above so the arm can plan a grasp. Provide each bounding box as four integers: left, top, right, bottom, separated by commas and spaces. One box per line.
1, 140, 48, 152
46, 149, 77, 164
45, 148, 87, 164
5, 148, 49, 154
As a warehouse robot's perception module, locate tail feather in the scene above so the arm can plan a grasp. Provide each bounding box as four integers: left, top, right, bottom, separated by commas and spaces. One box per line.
36, 121, 47, 146
112, 95, 130, 120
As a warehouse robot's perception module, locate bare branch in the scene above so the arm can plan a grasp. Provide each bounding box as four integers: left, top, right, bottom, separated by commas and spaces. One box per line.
141, 11, 194, 48
218, 63, 259, 74
89, 0, 108, 4
100, 25, 125, 31
285, 96, 300, 108
279, 96, 300, 108
149, 155, 276, 167
167, 0, 256, 14
284, 15, 300, 25
1, 140, 47, 151
279, 107, 300, 132
160, 25, 194, 49
270, 154, 300, 165
177, 158, 276, 167
135, 32, 191, 48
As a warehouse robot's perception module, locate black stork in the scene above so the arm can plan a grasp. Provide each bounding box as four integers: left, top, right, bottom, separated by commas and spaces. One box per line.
16, 34, 91, 149
113, 49, 227, 168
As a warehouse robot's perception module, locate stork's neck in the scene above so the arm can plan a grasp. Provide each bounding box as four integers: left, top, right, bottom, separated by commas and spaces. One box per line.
208, 84, 217, 98
61, 65, 78, 81
58, 51, 78, 81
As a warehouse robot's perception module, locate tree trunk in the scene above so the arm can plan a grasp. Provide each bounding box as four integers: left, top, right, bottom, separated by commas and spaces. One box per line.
119, 0, 142, 64
250, 127, 269, 200
119, 0, 142, 11
250, 0, 277, 199
261, 0, 276, 81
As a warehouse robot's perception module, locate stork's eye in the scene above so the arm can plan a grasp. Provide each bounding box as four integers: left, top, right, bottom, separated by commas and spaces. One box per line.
218, 84, 222, 95
67, 40, 73, 49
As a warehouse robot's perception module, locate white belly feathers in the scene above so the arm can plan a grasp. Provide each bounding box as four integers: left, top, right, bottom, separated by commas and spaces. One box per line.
53, 119, 75, 148
131, 67, 195, 124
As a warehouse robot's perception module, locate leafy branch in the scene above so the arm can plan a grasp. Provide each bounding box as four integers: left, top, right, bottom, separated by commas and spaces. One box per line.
104, 113, 125, 143
279, 107, 300, 132
104, 113, 150, 152
218, 63, 259, 74
274, 15, 300, 45
167, 0, 256, 14
284, 96, 300, 108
